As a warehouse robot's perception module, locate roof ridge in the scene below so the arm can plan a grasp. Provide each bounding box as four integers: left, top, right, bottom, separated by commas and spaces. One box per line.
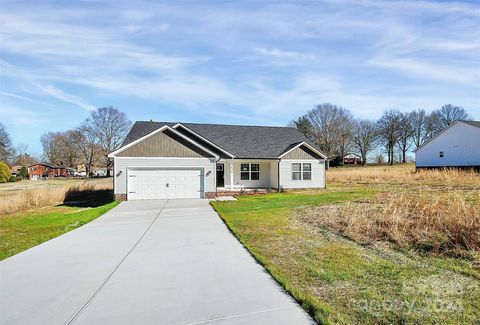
135, 120, 296, 129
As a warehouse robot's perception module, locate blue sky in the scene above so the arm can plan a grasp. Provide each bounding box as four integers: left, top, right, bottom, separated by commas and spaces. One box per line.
1, 0, 479, 154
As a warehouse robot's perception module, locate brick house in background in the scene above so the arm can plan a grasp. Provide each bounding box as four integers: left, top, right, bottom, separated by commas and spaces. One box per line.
28, 163, 69, 180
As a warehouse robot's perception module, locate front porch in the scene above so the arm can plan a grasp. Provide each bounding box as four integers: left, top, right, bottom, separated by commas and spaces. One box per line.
215, 159, 279, 194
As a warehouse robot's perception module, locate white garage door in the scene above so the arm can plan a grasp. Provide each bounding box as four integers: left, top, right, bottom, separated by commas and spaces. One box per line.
128, 169, 203, 200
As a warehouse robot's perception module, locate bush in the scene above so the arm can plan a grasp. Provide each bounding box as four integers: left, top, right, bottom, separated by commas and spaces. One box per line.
0, 162, 11, 183
8, 176, 16, 182
19, 166, 28, 179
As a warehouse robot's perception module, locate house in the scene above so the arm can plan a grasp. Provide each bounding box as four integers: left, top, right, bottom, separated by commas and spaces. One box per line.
344, 153, 362, 165
415, 120, 480, 169
28, 163, 69, 180
10, 165, 24, 177
108, 121, 328, 200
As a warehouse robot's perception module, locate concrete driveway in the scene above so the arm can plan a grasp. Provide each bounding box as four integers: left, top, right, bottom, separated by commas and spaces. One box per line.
0, 200, 313, 325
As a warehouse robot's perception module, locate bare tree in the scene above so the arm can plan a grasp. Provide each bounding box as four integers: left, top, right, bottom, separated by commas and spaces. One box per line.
396, 113, 415, 163
67, 127, 101, 177
0, 123, 13, 163
352, 119, 377, 165
429, 104, 471, 135
84, 107, 131, 176
410, 109, 428, 148
41, 132, 64, 165
376, 109, 403, 165
295, 103, 353, 163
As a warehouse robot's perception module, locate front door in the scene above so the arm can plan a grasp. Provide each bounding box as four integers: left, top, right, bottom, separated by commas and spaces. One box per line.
216, 164, 224, 187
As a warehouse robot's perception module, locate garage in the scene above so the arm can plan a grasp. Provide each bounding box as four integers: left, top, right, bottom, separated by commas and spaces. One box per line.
127, 168, 203, 200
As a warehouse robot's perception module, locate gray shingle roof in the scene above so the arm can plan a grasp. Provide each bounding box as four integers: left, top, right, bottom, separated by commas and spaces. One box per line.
121, 121, 323, 159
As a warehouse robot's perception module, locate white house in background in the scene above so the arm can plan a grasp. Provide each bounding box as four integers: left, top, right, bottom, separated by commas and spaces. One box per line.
108, 121, 328, 201
414, 120, 480, 169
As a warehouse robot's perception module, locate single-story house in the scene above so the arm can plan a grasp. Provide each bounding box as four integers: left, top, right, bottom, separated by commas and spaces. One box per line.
108, 121, 328, 200
343, 153, 362, 165
28, 163, 69, 180
415, 120, 480, 169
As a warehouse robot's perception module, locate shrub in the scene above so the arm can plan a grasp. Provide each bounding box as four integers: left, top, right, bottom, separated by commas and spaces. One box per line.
0, 162, 11, 182
19, 166, 28, 179
8, 176, 16, 182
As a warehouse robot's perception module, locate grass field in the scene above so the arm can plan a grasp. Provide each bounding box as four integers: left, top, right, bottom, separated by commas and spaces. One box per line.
211, 164, 480, 324
0, 177, 117, 260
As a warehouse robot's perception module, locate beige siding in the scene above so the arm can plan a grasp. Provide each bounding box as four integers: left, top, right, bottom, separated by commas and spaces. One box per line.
117, 130, 211, 157
282, 146, 322, 160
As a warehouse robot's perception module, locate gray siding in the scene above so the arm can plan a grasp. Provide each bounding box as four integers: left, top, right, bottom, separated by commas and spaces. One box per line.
279, 159, 325, 189
117, 129, 212, 158
114, 157, 216, 195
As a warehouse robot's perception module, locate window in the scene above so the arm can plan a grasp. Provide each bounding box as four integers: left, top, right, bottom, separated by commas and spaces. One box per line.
439, 151, 444, 158
292, 163, 312, 180
292, 163, 301, 180
303, 163, 312, 180
240, 163, 260, 180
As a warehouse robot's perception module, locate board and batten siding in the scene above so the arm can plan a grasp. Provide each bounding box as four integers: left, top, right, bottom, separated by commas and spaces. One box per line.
279, 159, 326, 189
114, 157, 216, 195
416, 122, 480, 167
117, 130, 211, 158
282, 146, 323, 160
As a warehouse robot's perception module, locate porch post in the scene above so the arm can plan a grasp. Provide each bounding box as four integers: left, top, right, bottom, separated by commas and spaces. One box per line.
230, 159, 234, 190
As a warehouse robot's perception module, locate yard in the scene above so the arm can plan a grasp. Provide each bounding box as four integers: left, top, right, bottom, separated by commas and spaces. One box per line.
211, 164, 480, 324
0, 177, 117, 260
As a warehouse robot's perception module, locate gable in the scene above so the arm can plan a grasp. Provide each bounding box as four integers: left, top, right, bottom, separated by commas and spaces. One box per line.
282, 145, 323, 160
116, 129, 213, 158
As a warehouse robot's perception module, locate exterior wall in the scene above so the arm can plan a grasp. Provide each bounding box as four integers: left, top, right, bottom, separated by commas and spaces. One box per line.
28, 165, 68, 179
113, 157, 216, 197
282, 146, 323, 160
279, 159, 326, 189
223, 160, 272, 188
416, 123, 480, 167
117, 130, 209, 158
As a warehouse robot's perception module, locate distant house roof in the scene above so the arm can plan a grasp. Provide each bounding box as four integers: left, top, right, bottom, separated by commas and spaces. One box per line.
120, 121, 326, 159
28, 162, 66, 169
462, 120, 480, 129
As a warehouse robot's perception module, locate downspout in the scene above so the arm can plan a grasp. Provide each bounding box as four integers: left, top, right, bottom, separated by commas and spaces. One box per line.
277, 159, 280, 192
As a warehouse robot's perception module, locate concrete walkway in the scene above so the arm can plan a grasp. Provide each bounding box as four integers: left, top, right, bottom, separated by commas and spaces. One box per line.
0, 200, 314, 325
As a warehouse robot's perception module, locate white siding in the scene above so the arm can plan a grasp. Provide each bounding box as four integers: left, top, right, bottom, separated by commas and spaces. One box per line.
223, 160, 272, 188
114, 157, 216, 195
416, 123, 480, 167
279, 159, 325, 189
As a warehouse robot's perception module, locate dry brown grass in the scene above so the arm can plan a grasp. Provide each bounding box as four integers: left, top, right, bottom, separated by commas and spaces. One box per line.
0, 181, 113, 216
328, 163, 480, 187
297, 190, 480, 256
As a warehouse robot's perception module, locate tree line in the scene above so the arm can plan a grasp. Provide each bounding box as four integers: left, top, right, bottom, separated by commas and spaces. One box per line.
0, 107, 131, 177
291, 104, 472, 165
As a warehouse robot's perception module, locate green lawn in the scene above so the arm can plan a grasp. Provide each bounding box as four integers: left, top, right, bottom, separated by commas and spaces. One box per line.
0, 201, 119, 260
211, 190, 480, 324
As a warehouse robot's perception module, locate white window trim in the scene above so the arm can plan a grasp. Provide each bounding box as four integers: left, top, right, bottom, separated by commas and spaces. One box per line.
240, 163, 260, 181
291, 162, 312, 181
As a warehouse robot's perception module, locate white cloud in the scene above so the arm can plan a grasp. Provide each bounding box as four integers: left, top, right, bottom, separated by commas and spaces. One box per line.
255, 48, 303, 58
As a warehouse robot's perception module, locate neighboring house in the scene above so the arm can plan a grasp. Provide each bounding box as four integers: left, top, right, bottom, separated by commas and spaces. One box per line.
10, 165, 23, 177
108, 121, 328, 200
415, 120, 480, 169
344, 153, 362, 165
28, 163, 69, 180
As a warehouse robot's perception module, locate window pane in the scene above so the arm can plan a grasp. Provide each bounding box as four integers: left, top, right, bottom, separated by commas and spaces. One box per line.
292, 171, 301, 180
241, 172, 250, 180
303, 172, 312, 180
303, 163, 311, 171
292, 163, 301, 172
241, 164, 250, 171
251, 172, 259, 180
251, 164, 260, 171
